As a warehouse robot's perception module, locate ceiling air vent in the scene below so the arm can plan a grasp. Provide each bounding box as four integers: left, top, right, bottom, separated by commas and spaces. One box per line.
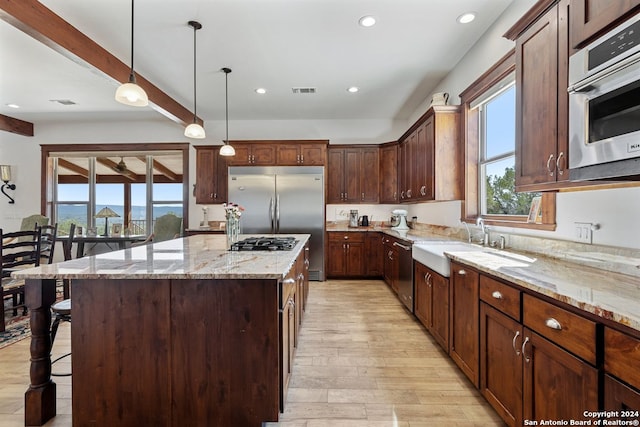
50, 99, 77, 106
291, 87, 316, 94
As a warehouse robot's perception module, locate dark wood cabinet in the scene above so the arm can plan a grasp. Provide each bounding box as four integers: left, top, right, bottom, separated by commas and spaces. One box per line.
194, 146, 228, 204
326, 232, 365, 278
449, 261, 480, 387
604, 327, 640, 393
604, 374, 640, 415
379, 143, 398, 203
227, 142, 276, 166
276, 142, 327, 166
570, 0, 640, 48
415, 261, 449, 352
365, 233, 383, 277
327, 146, 379, 204
508, 0, 571, 191
398, 106, 461, 202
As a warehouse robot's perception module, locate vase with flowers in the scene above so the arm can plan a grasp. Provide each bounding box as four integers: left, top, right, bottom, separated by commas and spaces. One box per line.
223, 202, 244, 247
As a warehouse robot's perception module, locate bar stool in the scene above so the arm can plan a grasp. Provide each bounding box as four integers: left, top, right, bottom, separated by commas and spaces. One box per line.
50, 298, 71, 376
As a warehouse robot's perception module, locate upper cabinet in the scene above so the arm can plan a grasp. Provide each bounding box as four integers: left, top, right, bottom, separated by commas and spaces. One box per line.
570, 0, 640, 48
398, 106, 461, 202
327, 146, 379, 204
227, 142, 277, 166
379, 142, 399, 204
276, 142, 327, 166
194, 146, 228, 204
226, 140, 327, 166
506, 0, 571, 192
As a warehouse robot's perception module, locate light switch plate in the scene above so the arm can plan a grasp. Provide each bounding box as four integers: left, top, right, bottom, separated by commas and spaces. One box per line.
574, 222, 593, 244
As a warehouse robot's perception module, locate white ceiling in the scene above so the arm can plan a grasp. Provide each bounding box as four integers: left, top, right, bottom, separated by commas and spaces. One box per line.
0, 0, 513, 126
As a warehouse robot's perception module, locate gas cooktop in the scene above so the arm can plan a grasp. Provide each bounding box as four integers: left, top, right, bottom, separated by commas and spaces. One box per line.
229, 236, 298, 251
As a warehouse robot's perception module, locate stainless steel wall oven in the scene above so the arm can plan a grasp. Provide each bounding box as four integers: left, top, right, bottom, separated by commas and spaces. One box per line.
568, 12, 640, 181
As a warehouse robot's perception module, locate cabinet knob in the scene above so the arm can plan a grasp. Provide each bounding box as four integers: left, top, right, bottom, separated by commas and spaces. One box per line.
344, 235, 349, 240
491, 291, 503, 300
458, 269, 466, 275
545, 318, 562, 330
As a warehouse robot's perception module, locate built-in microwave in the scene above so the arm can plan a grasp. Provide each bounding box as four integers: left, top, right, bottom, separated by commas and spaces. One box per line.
568, 12, 640, 181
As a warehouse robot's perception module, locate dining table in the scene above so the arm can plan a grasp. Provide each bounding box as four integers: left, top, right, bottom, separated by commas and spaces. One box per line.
73, 234, 147, 258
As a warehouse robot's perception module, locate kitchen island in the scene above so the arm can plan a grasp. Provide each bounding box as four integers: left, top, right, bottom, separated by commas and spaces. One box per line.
15, 234, 310, 427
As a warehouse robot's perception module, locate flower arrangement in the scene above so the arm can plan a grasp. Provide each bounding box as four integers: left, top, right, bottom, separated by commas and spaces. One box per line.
222, 202, 244, 220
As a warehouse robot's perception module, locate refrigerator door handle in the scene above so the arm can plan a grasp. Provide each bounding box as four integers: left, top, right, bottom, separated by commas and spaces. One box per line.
269, 197, 275, 233
276, 194, 280, 233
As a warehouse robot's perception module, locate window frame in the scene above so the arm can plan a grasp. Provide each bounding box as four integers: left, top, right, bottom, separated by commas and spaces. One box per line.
459, 49, 556, 230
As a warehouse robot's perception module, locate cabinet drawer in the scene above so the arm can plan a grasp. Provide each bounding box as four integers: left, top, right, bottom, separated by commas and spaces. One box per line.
523, 294, 596, 365
327, 232, 365, 243
605, 328, 640, 391
479, 275, 521, 321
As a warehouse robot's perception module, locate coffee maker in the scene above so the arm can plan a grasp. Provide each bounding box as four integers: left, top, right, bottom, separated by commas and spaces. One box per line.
349, 210, 359, 228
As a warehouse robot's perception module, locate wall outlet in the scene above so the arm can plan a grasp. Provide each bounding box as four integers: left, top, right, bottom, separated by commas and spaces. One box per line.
574, 222, 593, 244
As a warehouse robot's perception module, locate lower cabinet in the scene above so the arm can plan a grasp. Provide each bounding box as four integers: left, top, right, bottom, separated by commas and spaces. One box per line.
415, 261, 449, 351
479, 274, 598, 426
604, 327, 640, 415
365, 232, 384, 277
449, 262, 480, 387
604, 375, 640, 414
326, 232, 365, 278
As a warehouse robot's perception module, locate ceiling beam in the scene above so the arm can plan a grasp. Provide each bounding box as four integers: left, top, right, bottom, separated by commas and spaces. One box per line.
137, 156, 179, 182
0, 113, 34, 136
96, 157, 138, 182
57, 158, 89, 178
0, 0, 201, 128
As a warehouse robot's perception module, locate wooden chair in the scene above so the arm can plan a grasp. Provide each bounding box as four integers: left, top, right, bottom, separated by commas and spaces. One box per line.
39, 223, 58, 265
1, 227, 42, 332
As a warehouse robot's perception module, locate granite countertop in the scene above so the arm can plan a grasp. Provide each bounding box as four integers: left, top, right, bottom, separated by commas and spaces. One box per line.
326, 223, 447, 242
12, 234, 309, 280
443, 246, 640, 332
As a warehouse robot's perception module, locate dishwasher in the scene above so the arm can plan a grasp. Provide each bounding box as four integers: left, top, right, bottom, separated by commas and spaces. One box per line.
394, 240, 414, 313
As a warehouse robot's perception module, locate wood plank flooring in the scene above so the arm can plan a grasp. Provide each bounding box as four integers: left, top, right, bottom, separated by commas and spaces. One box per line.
0, 279, 504, 426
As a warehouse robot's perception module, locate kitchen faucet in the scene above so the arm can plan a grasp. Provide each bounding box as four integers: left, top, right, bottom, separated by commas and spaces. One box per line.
460, 219, 472, 243
476, 217, 489, 245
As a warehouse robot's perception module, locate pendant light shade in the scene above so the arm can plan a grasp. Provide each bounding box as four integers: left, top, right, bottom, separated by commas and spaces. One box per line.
115, 0, 148, 107
185, 20, 205, 139
219, 67, 235, 156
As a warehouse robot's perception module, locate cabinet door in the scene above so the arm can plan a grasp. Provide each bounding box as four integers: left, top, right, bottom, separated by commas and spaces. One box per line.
359, 148, 379, 203
422, 116, 435, 200
604, 374, 640, 414
326, 149, 345, 203
276, 144, 300, 166
228, 145, 251, 165
280, 296, 293, 410
252, 144, 277, 165
430, 269, 449, 351
414, 262, 433, 329
522, 328, 598, 423
413, 122, 428, 200
326, 241, 346, 277
570, 0, 640, 48
344, 149, 361, 203
195, 147, 215, 204
345, 242, 364, 277
405, 132, 417, 201
515, 5, 560, 189
365, 233, 383, 277
300, 144, 326, 165
480, 303, 523, 427
214, 151, 228, 203
379, 144, 398, 203
450, 262, 480, 387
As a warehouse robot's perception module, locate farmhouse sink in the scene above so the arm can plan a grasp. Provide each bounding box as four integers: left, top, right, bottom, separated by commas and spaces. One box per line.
412, 241, 483, 277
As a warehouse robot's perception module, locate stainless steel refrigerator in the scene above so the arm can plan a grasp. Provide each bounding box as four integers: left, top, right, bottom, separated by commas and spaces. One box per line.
228, 166, 325, 281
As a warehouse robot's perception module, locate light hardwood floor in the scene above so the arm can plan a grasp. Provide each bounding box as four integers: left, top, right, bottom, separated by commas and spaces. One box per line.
0, 280, 504, 426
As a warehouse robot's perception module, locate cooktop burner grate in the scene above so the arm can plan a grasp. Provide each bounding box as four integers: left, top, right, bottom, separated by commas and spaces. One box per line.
230, 236, 298, 251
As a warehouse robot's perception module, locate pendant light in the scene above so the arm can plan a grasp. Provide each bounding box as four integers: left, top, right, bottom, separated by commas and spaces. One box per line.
219, 67, 236, 156
115, 0, 149, 106
184, 20, 206, 139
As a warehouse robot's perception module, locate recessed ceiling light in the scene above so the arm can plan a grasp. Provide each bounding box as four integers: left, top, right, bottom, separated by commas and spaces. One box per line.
6, 103, 20, 109
255, 88, 266, 94
347, 87, 359, 93
358, 15, 376, 27
457, 12, 476, 24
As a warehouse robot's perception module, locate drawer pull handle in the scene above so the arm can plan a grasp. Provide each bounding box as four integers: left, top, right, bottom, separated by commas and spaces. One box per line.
545, 318, 562, 330
491, 291, 503, 300
458, 269, 466, 275
522, 336, 531, 363
283, 278, 296, 285
512, 330, 521, 356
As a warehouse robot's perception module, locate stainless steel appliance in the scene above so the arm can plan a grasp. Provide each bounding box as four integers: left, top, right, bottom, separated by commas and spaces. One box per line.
228, 166, 325, 280
568, 12, 640, 181
230, 236, 298, 251
395, 240, 413, 313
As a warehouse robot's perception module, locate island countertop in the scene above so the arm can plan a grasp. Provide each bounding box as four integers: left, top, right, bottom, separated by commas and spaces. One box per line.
13, 233, 310, 280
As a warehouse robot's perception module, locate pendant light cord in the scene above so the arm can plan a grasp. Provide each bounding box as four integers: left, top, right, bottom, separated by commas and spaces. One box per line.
130, 0, 135, 77
225, 70, 229, 143
193, 23, 197, 122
